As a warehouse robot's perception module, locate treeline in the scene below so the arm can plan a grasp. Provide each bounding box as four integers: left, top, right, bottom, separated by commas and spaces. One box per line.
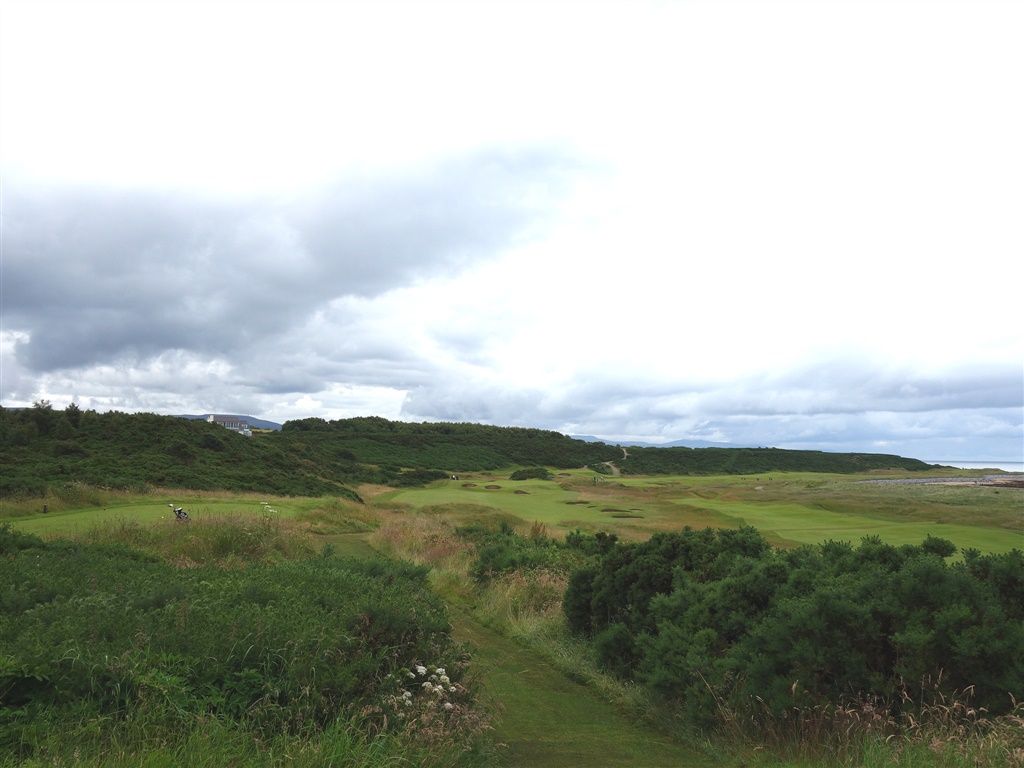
282, 416, 624, 470
0, 404, 366, 499
615, 445, 934, 474
2, 405, 939, 500
561, 527, 1024, 723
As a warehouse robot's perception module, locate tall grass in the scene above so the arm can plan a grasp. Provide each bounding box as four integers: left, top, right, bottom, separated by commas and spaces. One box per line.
701, 675, 1024, 768
2, 710, 485, 767
370, 514, 475, 578
294, 497, 381, 535
0, 482, 137, 519
64, 509, 317, 566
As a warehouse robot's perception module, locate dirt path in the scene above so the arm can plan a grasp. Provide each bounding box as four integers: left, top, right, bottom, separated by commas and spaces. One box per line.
447, 603, 711, 768
602, 447, 629, 478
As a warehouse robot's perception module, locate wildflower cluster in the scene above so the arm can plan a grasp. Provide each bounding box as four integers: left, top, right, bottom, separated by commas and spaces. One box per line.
375, 661, 490, 746
388, 663, 461, 715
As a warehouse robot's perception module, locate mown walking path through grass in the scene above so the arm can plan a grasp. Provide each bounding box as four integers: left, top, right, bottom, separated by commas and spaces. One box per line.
329, 533, 711, 767
448, 605, 712, 767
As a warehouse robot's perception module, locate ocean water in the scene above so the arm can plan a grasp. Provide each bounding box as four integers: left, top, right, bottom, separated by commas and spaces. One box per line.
926, 460, 1024, 473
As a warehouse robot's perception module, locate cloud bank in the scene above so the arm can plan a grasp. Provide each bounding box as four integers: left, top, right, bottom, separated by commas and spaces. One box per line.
1, 0, 1021, 463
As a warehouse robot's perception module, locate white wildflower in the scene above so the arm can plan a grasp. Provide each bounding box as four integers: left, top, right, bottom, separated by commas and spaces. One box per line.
435, 668, 446, 676
443, 702, 454, 711
439, 675, 450, 685
415, 665, 427, 676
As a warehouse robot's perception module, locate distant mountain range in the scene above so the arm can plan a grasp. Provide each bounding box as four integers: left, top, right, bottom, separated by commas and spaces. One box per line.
571, 434, 759, 449
176, 414, 283, 431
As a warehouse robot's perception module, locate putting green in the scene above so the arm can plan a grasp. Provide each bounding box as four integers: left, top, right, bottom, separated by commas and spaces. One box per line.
673, 497, 1022, 554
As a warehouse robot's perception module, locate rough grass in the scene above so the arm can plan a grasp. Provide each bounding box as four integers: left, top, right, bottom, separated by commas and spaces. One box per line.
4, 492, 321, 536
1, 705, 481, 768
729, 683, 1024, 768
52, 509, 318, 566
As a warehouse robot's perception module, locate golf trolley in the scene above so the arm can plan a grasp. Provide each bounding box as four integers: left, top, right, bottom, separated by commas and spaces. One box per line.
168, 503, 191, 522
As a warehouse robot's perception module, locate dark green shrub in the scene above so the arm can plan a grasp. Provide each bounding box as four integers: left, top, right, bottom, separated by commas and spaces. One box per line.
509, 467, 552, 480
566, 530, 1024, 722
594, 623, 638, 679
0, 524, 45, 554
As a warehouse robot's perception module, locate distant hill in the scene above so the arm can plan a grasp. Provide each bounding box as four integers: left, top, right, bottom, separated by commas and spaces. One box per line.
176, 414, 283, 431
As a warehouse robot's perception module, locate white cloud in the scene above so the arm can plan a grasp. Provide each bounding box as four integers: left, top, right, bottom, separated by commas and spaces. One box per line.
1, 0, 1021, 461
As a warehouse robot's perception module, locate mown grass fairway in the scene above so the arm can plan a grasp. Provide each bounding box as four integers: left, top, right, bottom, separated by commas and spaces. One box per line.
671, 497, 1019, 554
379, 470, 1023, 554
10, 469, 1021, 556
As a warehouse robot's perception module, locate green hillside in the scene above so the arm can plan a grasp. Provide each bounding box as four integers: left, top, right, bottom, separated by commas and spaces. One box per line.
0, 405, 363, 500
616, 444, 935, 474
1, 404, 936, 501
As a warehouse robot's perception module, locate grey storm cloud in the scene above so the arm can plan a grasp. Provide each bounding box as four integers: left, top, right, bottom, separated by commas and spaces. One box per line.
5, 146, 585, 374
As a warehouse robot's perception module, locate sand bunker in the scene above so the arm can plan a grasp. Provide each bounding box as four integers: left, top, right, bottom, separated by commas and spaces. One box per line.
485, 485, 501, 490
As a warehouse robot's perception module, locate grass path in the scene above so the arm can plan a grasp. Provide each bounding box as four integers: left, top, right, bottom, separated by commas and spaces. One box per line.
447, 605, 712, 768
322, 533, 714, 767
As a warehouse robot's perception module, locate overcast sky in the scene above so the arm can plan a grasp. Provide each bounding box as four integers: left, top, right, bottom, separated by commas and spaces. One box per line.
2, 0, 1021, 462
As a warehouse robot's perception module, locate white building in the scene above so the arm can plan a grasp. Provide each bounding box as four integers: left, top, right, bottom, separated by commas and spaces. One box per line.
207, 414, 252, 437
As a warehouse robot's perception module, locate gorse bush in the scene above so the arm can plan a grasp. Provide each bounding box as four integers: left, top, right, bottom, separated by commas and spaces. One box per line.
563, 527, 1024, 724
509, 467, 553, 481
458, 522, 592, 583
0, 405, 365, 501
281, 416, 623, 470
0, 529, 478, 761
